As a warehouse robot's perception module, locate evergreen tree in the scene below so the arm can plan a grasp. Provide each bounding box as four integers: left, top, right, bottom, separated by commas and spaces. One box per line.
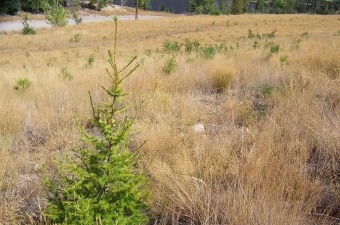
44, 17, 150, 225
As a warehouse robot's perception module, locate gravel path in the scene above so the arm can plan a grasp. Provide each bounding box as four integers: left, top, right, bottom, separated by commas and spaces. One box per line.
0, 15, 164, 32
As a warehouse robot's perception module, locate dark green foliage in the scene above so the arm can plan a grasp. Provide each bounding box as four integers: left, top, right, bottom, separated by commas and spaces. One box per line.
210, 9, 221, 15
0, 0, 21, 15
21, 14, 36, 35
269, 43, 280, 54
189, 0, 218, 14
256, 0, 265, 12
21, 0, 49, 12
44, 17, 150, 225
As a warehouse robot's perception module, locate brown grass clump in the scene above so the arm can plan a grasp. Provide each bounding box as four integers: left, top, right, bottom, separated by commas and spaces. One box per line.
0, 14, 339, 224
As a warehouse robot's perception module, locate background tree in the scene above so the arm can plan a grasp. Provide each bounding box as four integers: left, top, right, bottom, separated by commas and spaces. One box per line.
231, 0, 244, 14
133, 0, 151, 10
189, 0, 218, 14
220, 0, 230, 14
89, 0, 110, 10
0, 0, 21, 15
256, 0, 265, 12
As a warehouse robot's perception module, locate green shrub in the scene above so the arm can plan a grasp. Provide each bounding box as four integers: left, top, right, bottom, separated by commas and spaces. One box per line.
144, 49, 152, 57
71, 8, 82, 24
21, 0, 49, 12
44, 17, 150, 225
89, 0, 110, 10
87, 54, 95, 67
291, 38, 302, 50
300, 31, 309, 39
163, 40, 181, 53
162, 57, 177, 74
262, 29, 277, 39
45, 5, 68, 27
13, 77, 31, 91
69, 32, 81, 42
259, 85, 274, 96
248, 29, 277, 40
21, 14, 36, 35
279, 55, 288, 66
210, 9, 221, 15
60, 67, 73, 80
184, 39, 200, 54
199, 44, 217, 59
270, 43, 280, 54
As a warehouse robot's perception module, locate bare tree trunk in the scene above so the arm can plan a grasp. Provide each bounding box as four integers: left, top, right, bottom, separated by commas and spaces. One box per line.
135, 0, 139, 20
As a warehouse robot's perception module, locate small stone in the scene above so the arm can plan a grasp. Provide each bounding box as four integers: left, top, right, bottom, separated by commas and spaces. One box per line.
34, 164, 42, 171
193, 123, 205, 133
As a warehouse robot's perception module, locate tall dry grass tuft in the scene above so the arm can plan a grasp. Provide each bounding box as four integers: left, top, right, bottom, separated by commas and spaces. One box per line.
0, 14, 339, 224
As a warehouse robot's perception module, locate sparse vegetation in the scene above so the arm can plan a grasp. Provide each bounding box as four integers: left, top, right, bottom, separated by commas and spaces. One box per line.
60, 67, 73, 80
184, 39, 200, 54
87, 54, 95, 67
45, 4, 68, 27
279, 55, 288, 66
0, 14, 339, 225
13, 77, 31, 91
162, 56, 177, 74
21, 14, 36, 35
69, 32, 81, 43
199, 44, 217, 59
163, 40, 181, 53
71, 8, 82, 24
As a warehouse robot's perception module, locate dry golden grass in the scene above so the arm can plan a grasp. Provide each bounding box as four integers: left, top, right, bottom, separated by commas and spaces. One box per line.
0, 14, 339, 224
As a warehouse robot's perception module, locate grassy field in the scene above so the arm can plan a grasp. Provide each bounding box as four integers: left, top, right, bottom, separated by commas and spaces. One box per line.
0, 14, 339, 224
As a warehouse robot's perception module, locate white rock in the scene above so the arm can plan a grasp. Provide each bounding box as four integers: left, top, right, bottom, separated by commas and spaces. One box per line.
193, 123, 205, 133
